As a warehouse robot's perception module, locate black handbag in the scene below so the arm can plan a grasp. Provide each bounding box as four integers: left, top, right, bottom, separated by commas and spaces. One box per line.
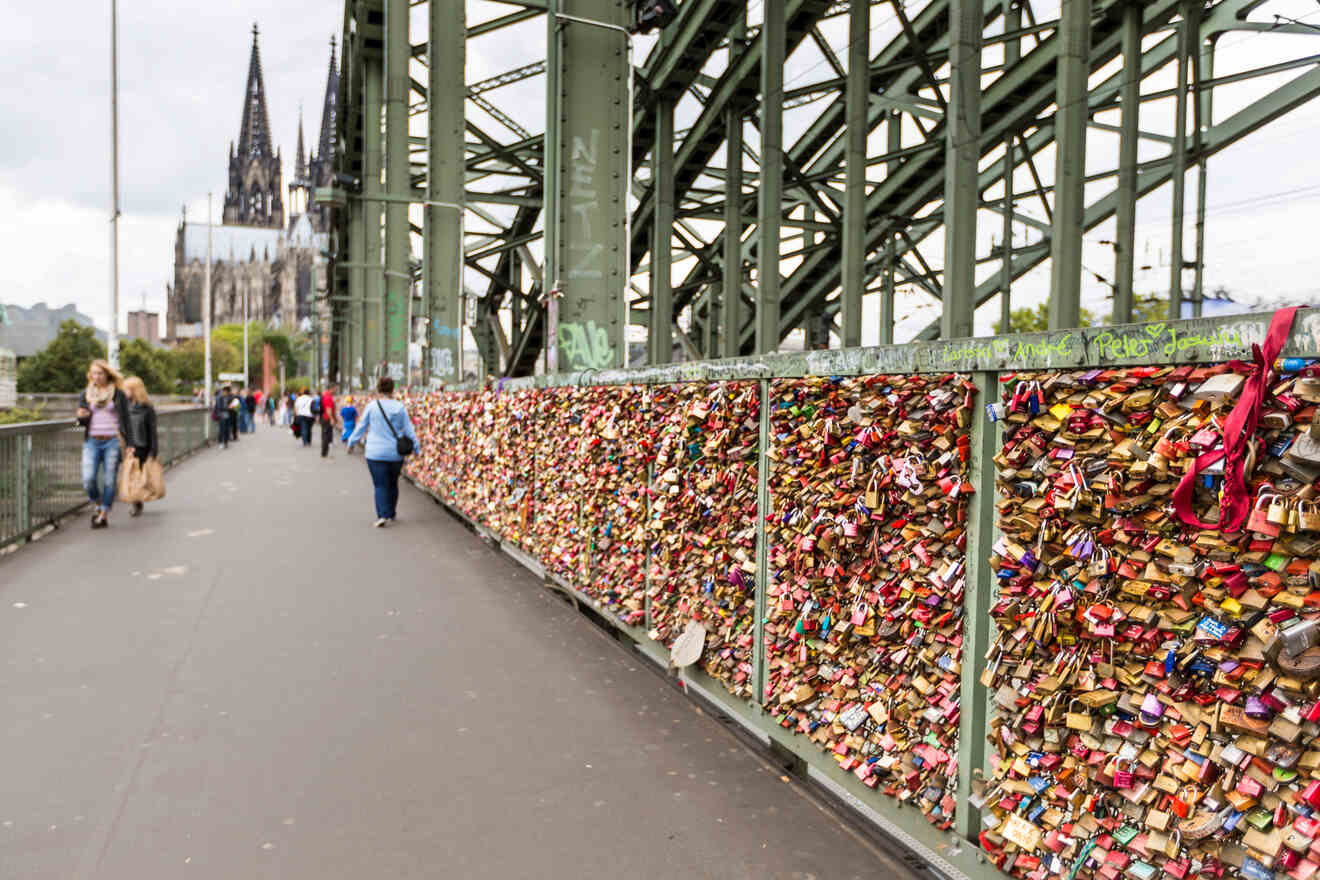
376, 401, 415, 456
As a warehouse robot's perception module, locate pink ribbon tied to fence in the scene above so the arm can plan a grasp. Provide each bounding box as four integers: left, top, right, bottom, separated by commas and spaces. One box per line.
1172, 306, 1300, 532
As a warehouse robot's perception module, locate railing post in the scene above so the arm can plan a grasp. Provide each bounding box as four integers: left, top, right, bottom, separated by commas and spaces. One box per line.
956, 370, 999, 842
17, 433, 32, 539
752, 378, 770, 708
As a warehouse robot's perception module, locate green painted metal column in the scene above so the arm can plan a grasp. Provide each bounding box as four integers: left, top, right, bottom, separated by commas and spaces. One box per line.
1168, 1, 1191, 320
650, 98, 674, 365
721, 18, 744, 361
941, 0, 981, 340
840, 0, 868, 349
1112, 0, 1140, 325
347, 196, 367, 387
755, 0, 784, 354
426, 0, 465, 386
363, 57, 385, 377
1192, 35, 1213, 316
544, 0, 630, 372
880, 111, 898, 345
1047, 0, 1089, 330
1000, 0, 1020, 334
384, 0, 411, 379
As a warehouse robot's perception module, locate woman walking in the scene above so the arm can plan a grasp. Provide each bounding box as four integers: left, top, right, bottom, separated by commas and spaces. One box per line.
347, 377, 419, 527
76, 359, 130, 529
122, 377, 159, 518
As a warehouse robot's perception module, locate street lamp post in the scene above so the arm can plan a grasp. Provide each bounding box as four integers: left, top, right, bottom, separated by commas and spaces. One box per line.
108, 0, 121, 368
204, 193, 213, 408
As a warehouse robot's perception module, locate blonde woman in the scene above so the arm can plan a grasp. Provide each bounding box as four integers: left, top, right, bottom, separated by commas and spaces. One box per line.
75, 359, 130, 529
122, 377, 159, 517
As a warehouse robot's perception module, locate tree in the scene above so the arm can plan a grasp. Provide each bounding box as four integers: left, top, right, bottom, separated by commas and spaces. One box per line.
991, 292, 1169, 334
119, 338, 175, 395
16, 320, 106, 392
167, 338, 240, 388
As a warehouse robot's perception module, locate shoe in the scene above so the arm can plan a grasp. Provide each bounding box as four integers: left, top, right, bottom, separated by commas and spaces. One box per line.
91, 512, 108, 529
130, 501, 143, 517
374, 518, 388, 528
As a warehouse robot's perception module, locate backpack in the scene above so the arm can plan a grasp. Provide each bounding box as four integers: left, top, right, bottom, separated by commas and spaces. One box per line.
311, 396, 322, 416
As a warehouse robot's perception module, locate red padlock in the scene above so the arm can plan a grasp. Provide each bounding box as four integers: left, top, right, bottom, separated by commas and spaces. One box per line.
1301, 779, 1320, 809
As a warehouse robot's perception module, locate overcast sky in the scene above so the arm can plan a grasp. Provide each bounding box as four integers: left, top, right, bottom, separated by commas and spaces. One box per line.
3, 0, 1320, 345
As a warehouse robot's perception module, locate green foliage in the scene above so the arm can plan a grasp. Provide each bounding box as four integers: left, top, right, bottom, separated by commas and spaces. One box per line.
991, 293, 1172, 334
992, 303, 1098, 335
167, 338, 240, 388
16, 320, 106, 392
212, 322, 302, 377
284, 376, 312, 394
0, 404, 48, 425
118, 338, 175, 395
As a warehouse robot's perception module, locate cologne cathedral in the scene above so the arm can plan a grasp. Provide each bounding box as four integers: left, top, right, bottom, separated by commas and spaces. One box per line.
167, 25, 338, 341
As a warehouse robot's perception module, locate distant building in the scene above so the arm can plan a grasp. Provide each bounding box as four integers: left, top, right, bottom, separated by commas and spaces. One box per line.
0, 302, 106, 361
126, 310, 160, 344
166, 25, 338, 342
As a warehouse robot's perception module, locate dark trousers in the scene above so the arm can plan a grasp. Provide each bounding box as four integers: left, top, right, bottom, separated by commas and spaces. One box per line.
298, 416, 312, 446
219, 414, 234, 447
320, 418, 333, 457
366, 458, 403, 519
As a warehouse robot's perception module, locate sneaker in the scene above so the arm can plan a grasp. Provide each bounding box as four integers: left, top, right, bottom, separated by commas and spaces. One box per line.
91, 512, 108, 529
374, 518, 388, 528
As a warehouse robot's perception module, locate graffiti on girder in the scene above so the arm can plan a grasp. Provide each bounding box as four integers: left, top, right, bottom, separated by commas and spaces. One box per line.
557, 320, 615, 370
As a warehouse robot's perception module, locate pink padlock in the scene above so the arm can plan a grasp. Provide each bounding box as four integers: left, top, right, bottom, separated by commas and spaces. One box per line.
1113, 759, 1134, 789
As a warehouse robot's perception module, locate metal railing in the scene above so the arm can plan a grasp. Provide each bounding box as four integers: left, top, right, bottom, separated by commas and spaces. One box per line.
0, 407, 210, 550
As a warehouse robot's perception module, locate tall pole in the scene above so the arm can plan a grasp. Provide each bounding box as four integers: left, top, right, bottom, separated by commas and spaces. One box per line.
721, 11, 745, 359
108, 0, 121, 368
426, 0, 465, 387
1047, 0, 1089, 330
650, 98, 674, 364
242, 281, 249, 385
840, 0, 868, 348
204, 193, 213, 407
384, 0, 410, 376
1168, 0, 1191, 320
880, 111, 899, 345
755, 0, 785, 353
1113, 0, 1140, 324
941, 0, 982, 339
1000, 0, 1021, 333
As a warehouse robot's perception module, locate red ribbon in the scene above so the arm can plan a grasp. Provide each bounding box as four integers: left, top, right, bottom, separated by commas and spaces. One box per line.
1172, 306, 1300, 532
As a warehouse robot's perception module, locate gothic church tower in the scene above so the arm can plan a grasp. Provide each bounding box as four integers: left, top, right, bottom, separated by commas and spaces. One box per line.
223, 25, 283, 228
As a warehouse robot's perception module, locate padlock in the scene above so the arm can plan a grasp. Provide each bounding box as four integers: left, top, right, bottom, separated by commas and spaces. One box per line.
1113, 758, 1135, 789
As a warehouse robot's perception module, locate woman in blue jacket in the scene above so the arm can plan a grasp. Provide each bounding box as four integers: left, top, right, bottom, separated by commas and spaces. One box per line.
347, 377, 420, 527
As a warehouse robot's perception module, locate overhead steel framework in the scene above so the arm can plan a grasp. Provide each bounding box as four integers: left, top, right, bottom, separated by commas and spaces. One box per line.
325, 0, 1320, 385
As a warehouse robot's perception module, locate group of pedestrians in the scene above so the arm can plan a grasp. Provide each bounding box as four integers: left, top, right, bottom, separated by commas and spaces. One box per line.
80, 364, 420, 531
211, 385, 263, 447
77, 359, 161, 529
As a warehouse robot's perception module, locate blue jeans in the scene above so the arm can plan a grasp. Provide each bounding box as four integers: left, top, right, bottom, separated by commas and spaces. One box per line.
82, 436, 121, 511
240, 410, 253, 433
341, 420, 356, 444
367, 458, 403, 519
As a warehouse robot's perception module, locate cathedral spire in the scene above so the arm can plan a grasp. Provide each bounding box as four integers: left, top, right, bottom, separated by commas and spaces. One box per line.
236, 23, 274, 160
294, 109, 307, 183
313, 35, 339, 178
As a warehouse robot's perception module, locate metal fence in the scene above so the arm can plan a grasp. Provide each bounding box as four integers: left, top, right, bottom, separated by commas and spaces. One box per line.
0, 407, 209, 550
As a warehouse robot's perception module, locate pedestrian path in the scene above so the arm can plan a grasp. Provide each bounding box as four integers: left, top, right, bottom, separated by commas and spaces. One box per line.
0, 427, 916, 879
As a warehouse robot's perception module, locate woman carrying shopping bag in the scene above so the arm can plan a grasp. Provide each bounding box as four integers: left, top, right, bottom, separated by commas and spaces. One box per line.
119, 377, 163, 517
76, 359, 130, 529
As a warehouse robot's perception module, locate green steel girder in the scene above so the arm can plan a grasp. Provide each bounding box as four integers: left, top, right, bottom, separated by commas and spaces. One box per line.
759, 0, 1186, 348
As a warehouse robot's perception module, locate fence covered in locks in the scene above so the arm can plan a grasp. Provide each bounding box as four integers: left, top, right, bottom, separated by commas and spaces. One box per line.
398, 309, 1320, 880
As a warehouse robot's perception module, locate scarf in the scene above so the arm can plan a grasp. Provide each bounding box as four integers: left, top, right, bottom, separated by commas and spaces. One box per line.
85, 382, 116, 409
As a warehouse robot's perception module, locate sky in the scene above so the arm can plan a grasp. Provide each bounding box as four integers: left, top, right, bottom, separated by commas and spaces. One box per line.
3, 0, 1320, 347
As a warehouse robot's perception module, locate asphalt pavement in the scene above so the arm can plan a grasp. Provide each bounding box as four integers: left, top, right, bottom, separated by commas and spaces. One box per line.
0, 425, 915, 879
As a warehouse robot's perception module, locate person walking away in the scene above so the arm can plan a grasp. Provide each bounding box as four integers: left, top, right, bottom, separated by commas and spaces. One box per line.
347, 377, 419, 527
228, 390, 242, 442
276, 393, 289, 427
121, 376, 159, 517
265, 392, 276, 425
76, 359, 130, 529
340, 395, 358, 448
294, 388, 315, 446
244, 388, 258, 432
319, 384, 339, 458
213, 384, 235, 448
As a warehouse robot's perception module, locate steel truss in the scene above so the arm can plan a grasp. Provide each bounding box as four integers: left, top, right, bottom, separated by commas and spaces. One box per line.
330, 0, 1320, 385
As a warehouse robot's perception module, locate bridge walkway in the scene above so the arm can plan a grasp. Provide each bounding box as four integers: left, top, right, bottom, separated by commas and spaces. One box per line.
0, 427, 915, 879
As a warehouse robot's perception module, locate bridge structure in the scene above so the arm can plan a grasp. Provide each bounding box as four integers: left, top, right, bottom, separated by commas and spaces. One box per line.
322, 0, 1320, 387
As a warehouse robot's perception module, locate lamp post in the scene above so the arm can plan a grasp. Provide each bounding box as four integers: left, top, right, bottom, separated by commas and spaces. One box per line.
204, 193, 213, 408
108, 0, 121, 368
